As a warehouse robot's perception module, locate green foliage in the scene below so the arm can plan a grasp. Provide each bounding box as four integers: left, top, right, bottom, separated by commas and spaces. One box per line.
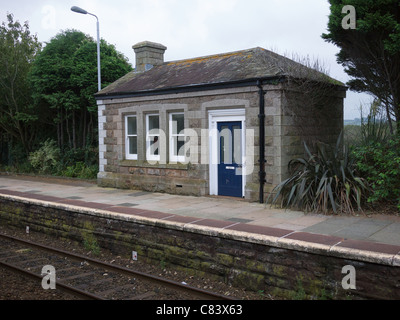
359, 100, 394, 144
322, 0, 400, 128
29, 29, 133, 151
0, 13, 42, 153
59, 147, 98, 179
352, 136, 400, 210
61, 162, 98, 180
27, 140, 98, 179
30, 30, 132, 113
346, 102, 399, 210
0, 17, 131, 181
267, 133, 370, 214
28, 139, 60, 174
60, 147, 98, 168
81, 222, 100, 256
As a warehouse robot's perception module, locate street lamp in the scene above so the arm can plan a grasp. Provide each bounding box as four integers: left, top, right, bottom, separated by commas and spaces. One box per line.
71, 6, 101, 92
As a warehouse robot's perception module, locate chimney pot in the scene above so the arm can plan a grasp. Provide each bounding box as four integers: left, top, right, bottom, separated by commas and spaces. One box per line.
132, 41, 167, 72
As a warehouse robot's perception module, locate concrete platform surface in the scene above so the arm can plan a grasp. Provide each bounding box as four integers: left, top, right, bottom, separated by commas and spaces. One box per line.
0, 175, 399, 250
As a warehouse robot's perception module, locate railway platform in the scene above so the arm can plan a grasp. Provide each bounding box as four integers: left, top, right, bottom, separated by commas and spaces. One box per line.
0, 174, 399, 248
1, 174, 399, 299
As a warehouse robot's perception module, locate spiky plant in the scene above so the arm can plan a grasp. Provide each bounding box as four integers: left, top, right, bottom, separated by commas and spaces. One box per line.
267, 133, 370, 215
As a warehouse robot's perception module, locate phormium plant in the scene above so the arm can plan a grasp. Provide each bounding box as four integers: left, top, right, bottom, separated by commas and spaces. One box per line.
267, 133, 370, 214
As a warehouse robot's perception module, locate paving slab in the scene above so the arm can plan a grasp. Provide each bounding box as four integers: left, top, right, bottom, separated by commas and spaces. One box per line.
0, 175, 399, 248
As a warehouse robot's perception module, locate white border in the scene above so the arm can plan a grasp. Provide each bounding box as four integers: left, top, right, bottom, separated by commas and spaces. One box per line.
208, 109, 246, 197
169, 112, 185, 163
125, 115, 138, 160
146, 113, 161, 162
98, 102, 107, 173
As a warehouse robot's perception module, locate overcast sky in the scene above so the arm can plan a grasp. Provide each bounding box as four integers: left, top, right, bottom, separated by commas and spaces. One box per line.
1, 0, 374, 119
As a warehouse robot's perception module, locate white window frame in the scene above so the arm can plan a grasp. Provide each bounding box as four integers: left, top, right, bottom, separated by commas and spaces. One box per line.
146, 113, 160, 162
125, 115, 138, 160
169, 112, 185, 163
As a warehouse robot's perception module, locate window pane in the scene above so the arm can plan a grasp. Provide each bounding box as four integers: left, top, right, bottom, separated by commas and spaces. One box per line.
219, 126, 230, 164
177, 139, 185, 157
149, 136, 159, 156
173, 137, 185, 157
129, 136, 137, 155
233, 127, 242, 164
172, 114, 184, 134
148, 115, 159, 131
127, 117, 137, 135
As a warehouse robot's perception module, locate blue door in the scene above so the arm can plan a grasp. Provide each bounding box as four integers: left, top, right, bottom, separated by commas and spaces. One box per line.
217, 121, 243, 197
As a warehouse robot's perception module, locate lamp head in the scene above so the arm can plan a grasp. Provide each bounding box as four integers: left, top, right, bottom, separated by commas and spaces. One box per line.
71, 6, 88, 15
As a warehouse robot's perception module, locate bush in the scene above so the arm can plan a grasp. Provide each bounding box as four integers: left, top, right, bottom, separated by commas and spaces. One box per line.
352, 136, 400, 210
60, 147, 98, 180
28, 139, 60, 174
28, 142, 98, 180
267, 133, 370, 215
62, 161, 98, 180
61, 147, 98, 167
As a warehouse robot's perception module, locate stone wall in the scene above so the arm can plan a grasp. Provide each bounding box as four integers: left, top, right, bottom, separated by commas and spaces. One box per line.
97, 82, 345, 201
1, 196, 398, 300
97, 86, 263, 200
267, 84, 346, 187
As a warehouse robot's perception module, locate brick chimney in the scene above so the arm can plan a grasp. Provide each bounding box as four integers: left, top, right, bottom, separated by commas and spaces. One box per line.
132, 41, 167, 72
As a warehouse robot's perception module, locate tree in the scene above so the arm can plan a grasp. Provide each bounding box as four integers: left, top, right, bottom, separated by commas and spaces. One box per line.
322, 0, 400, 133
29, 29, 133, 151
0, 13, 42, 154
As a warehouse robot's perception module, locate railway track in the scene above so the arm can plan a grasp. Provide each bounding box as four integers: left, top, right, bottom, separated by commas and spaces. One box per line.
0, 233, 237, 300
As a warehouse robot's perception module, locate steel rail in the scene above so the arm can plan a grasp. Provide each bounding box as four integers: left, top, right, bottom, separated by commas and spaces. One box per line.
0, 259, 105, 300
0, 232, 236, 300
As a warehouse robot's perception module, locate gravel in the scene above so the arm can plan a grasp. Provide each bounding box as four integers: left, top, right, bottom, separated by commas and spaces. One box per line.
0, 224, 274, 300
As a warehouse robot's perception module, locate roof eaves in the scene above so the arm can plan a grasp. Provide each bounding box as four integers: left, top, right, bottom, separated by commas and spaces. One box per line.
94, 76, 286, 100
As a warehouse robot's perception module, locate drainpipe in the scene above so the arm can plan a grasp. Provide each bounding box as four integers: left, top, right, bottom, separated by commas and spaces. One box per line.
257, 80, 266, 204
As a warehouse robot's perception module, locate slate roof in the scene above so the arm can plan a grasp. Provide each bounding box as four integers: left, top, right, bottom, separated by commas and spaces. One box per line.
95, 47, 341, 99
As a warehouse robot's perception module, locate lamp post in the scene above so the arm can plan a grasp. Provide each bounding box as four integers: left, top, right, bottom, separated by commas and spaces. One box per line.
71, 6, 101, 92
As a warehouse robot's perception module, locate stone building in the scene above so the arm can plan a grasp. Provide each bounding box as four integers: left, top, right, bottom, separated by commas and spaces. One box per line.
95, 41, 346, 202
